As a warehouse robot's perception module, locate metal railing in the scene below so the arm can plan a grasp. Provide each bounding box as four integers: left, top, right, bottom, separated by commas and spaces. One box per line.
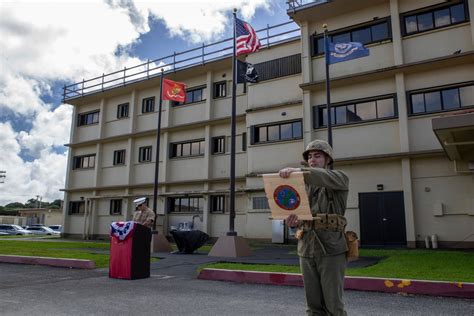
287, 0, 329, 12
63, 21, 300, 102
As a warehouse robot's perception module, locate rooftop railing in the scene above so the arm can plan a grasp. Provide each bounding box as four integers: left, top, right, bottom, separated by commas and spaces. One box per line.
287, 0, 329, 12
63, 21, 300, 102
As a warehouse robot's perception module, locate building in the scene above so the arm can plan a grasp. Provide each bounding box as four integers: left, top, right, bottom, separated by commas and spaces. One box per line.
62, 0, 474, 247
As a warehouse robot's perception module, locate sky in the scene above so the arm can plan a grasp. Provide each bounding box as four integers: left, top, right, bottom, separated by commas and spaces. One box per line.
0, 0, 297, 205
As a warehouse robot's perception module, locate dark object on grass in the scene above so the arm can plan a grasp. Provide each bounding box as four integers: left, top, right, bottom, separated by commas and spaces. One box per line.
170, 230, 210, 254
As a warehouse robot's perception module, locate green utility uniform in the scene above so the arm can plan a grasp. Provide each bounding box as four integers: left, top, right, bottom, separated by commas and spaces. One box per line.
297, 166, 349, 316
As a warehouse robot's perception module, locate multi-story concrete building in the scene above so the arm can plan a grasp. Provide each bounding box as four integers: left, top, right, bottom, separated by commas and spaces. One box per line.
62, 0, 474, 248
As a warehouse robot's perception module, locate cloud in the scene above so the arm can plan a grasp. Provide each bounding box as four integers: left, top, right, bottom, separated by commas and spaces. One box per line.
0, 122, 68, 205
142, 0, 271, 43
0, 0, 272, 204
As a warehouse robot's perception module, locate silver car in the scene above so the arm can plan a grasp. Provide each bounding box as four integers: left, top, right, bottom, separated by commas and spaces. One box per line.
0, 224, 33, 235
25, 226, 61, 236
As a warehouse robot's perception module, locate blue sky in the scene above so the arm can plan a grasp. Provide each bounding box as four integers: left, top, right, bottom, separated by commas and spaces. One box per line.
0, 0, 298, 205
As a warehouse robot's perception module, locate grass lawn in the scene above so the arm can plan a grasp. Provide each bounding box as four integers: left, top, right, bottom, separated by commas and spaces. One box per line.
0, 239, 111, 268
201, 248, 474, 283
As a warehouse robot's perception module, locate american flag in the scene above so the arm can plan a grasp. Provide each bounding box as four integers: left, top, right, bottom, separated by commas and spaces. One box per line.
235, 18, 261, 56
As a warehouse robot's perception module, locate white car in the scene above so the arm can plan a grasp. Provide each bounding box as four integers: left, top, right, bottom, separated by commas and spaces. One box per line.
25, 226, 61, 236
0, 224, 33, 235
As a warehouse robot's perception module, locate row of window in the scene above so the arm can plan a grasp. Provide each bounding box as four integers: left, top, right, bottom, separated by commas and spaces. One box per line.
72, 82, 473, 169
72, 134, 247, 169
312, 0, 469, 56
69, 195, 270, 215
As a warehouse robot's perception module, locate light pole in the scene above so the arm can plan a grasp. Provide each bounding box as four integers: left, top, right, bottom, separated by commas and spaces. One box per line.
0, 171, 6, 184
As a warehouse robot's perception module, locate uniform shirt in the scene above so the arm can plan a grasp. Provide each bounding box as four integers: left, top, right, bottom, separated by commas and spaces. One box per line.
297, 167, 349, 257
132, 207, 155, 228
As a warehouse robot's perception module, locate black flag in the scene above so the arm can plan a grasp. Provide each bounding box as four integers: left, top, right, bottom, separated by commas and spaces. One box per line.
237, 60, 259, 83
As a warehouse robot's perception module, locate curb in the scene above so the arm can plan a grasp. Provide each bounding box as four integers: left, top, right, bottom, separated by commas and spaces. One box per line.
0, 255, 95, 269
198, 268, 474, 299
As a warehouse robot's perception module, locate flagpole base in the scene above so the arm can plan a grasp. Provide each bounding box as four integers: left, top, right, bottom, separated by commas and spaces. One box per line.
151, 230, 173, 253
208, 234, 252, 257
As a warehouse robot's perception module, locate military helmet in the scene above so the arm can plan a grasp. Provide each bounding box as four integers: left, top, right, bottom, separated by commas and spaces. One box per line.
302, 139, 333, 163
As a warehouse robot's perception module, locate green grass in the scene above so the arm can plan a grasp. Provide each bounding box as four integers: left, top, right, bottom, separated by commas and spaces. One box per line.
0, 239, 111, 268
201, 249, 474, 283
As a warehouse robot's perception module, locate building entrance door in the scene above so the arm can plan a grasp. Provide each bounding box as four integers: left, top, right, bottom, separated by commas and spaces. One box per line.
359, 191, 407, 247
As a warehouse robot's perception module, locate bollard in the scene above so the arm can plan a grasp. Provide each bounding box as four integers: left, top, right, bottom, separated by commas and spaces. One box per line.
425, 236, 430, 248
431, 234, 438, 249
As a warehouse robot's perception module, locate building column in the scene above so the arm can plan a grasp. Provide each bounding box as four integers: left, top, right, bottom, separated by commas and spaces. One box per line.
98, 98, 106, 139
129, 89, 137, 134
300, 21, 313, 83
94, 143, 102, 188
205, 70, 213, 120
390, 0, 404, 66
303, 90, 312, 145
62, 105, 78, 236
396, 73, 416, 247
202, 184, 210, 234
469, 0, 474, 44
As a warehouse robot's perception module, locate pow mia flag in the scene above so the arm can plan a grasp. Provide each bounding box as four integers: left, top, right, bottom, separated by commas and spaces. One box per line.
237, 60, 259, 83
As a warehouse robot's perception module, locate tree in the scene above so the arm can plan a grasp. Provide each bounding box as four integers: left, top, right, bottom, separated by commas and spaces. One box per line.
4, 202, 25, 209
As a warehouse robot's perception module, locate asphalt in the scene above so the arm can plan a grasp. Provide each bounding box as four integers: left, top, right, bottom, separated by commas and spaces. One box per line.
1, 241, 473, 299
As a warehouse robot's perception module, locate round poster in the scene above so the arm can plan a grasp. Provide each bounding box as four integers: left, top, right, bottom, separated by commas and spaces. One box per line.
273, 185, 301, 211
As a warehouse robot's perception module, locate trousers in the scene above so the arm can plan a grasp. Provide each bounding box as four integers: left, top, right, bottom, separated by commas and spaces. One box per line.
300, 252, 347, 316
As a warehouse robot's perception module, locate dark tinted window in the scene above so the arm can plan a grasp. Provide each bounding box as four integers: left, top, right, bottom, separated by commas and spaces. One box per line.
409, 83, 474, 114
252, 120, 303, 144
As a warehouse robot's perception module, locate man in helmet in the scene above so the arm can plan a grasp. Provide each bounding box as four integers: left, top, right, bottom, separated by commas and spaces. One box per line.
279, 139, 349, 316
132, 197, 155, 229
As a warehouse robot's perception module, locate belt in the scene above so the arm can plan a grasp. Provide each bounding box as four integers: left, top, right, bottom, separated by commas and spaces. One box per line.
300, 213, 346, 232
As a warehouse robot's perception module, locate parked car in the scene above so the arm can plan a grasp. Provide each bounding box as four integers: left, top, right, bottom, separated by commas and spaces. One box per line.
0, 224, 33, 235
48, 225, 62, 232
25, 226, 60, 236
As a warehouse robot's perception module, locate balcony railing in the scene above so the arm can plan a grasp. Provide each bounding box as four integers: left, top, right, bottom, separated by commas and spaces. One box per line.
287, 0, 329, 13
63, 21, 300, 102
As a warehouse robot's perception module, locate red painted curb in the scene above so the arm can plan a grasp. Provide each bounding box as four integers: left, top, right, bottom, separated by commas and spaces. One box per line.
0, 255, 95, 269
198, 268, 474, 299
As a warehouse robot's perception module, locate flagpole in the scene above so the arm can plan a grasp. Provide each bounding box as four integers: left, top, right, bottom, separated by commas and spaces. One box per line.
323, 24, 334, 170
152, 69, 164, 231
228, 8, 238, 236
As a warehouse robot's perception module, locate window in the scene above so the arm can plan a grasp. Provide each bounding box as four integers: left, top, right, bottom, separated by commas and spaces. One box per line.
69, 201, 85, 215
142, 97, 155, 113
113, 150, 125, 165
174, 86, 206, 106
253, 54, 301, 82
117, 103, 129, 119
252, 197, 269, 210
251, 120, 302, 144
138, 146, 152, 163
212, 136, 225, 154
409, 82, 474, 115
213, 81, 227, 98
72, 154, 96, 169
110, 199, 122, 215
242, 132, 247, 151
402, 1, 469, 35
168, 196, 203, 213
78, 110, 99, 126
314, 96, 397, 128
210, 195, 226, 213
170, 139, 205, 158
312, 19, 391, 55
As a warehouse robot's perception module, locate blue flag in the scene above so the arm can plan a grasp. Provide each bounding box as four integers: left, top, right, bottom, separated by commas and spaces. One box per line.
326, 41, 369, 64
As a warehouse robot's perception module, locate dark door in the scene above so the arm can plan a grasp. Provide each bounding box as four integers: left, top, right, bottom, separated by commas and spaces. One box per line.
359, 191, 407, 247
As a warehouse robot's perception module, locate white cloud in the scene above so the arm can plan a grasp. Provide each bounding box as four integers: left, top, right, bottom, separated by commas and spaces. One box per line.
0, 0, 272, 204
0, 122, 68, 205
142, 0, 271, 43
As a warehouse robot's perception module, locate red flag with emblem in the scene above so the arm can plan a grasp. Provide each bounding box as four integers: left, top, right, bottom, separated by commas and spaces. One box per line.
162, 79, 186, 102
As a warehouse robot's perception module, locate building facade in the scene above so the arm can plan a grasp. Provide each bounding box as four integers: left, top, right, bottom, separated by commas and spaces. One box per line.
62, 0, 474, 247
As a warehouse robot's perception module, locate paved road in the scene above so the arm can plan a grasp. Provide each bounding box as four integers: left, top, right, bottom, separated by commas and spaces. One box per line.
1, 263, 473, 315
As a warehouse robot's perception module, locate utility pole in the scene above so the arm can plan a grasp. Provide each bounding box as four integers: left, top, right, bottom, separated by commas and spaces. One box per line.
0, 171, 6, 184
36, 195, 42, 208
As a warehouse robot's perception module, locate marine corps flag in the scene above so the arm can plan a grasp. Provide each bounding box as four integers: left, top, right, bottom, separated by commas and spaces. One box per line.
162, 79, 186, 103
